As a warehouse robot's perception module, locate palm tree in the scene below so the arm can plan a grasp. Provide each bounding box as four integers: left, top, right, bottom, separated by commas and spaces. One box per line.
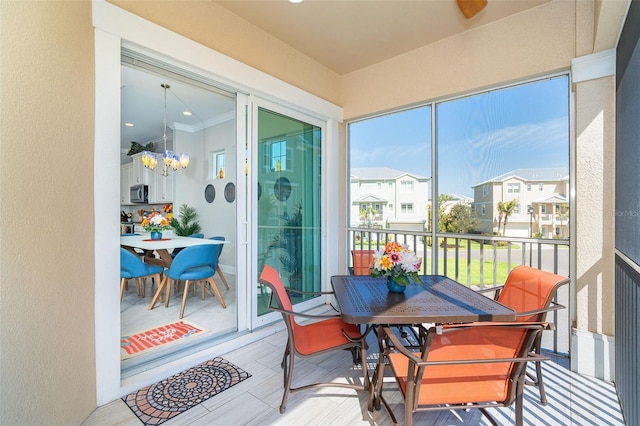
360, 204, 377, 227
496, 201, 505, 235
499, 199, 518, 235
558, 202, 569, 238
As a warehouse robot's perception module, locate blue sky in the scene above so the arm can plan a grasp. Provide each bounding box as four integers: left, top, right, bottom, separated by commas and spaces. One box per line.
349, 76, 569, 197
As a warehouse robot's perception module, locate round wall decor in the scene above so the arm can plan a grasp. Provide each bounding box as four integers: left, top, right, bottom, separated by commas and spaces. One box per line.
204, 184, 216, 203
274, 177, 292, 202
224, 182, 236, 203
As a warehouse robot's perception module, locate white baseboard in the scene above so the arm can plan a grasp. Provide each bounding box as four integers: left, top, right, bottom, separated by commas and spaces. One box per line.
571, 327, 615, 382
219, 263, 235, 276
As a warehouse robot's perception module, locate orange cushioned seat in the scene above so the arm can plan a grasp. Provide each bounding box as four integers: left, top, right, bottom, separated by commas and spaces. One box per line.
259, 265, 369, 414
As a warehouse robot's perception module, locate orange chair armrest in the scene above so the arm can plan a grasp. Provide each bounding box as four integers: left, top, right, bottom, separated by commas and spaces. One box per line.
475, 285, 504, 300
514, 301, 565, 318
268, 304, 342, 321
286, 288, 335, 296
382, 324, 550, 368
436, 321, 550, 333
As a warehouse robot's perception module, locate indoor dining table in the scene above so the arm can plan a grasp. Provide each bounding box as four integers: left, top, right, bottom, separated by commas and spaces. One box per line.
120, 234, 227, 268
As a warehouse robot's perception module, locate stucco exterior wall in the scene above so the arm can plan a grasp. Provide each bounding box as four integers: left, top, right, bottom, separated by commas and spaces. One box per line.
0, 1, 96, 424
574, 76, 616, 337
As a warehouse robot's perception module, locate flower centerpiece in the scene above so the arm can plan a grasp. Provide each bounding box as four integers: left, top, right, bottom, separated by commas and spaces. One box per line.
141, 211, 171, 240
371, 242, 422, 292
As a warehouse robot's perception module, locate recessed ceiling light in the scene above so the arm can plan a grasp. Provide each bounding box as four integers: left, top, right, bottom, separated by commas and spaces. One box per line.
183, 111, 192, 116
125, 122, 134, 127
289, 0, 303, 3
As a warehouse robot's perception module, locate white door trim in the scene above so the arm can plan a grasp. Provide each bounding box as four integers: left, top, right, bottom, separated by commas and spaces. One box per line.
92, 0, 343, 405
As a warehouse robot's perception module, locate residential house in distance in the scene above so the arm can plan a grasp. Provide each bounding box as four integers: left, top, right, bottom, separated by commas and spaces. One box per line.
472, 167, 569, 238
441, 193, 474, 214
350, 167, 429, 231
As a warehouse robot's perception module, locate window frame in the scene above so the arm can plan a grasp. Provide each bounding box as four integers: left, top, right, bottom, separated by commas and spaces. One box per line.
346, 71, 571, 242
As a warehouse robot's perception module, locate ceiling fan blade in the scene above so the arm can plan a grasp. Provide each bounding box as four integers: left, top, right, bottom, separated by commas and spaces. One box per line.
457, 0, 488, 19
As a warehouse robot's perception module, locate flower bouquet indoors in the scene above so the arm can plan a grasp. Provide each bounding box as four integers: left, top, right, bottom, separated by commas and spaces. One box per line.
141, 211, 171, 237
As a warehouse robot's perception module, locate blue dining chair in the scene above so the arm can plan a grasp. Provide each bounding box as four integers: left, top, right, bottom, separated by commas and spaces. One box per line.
120, 248, 163, 302
171, 233, 204, 258
148, 244, 227, 319
210, 236, 229, 289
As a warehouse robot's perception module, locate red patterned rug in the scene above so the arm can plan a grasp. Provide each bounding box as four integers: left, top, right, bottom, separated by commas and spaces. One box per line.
121, 321, 206, 358
123, 357, 251, 425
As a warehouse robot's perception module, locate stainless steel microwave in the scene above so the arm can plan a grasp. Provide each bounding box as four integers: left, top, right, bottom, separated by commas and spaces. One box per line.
130, 184, 148, 203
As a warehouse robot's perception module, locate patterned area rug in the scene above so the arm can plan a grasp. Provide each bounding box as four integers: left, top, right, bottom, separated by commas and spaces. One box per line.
123, 357, 251, 425
121, 321, 207, 359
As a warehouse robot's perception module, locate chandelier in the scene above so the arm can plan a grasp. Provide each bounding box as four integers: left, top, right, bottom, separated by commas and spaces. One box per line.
140, 83, 189, 176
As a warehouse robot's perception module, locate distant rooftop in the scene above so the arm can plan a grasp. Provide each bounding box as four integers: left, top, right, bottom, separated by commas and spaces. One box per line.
352, 193, 388, 203
535, 194, 569, 203
472, 167, 569, 188
445, 193, 473, 202
351, 167, 430, 180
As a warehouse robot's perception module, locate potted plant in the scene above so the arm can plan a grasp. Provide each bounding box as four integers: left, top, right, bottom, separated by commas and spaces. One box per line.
370, 242, 422, 292
266, 204, 303, 289
170, 204, 202, 236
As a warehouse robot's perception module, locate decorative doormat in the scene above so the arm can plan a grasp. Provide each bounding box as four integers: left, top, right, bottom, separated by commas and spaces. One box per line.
121, 321, 207, 358
123, 357, 251, 425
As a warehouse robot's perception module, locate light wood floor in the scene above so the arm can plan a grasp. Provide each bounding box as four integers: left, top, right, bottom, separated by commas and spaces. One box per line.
85, 320, 626, 426
120, 272, 238, 377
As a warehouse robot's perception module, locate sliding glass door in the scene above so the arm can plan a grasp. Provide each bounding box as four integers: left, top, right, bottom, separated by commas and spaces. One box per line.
254, 105, 324, 321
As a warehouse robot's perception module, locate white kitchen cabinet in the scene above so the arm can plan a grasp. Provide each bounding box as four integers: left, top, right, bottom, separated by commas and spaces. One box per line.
151, 172, 174, 203
120, 163, 133, 204
131, 153, 153, 185
129, 152, 174, 203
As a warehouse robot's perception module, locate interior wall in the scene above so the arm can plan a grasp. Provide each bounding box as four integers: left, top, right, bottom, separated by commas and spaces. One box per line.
0, 1, 97, 425
172, 121, 239, 268
200, 119, 236, 267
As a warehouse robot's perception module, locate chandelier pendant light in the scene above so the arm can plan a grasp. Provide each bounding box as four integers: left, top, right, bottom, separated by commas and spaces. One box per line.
141, 83, 189, 177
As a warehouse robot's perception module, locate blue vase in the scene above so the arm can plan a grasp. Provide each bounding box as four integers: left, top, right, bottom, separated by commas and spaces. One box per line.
386, 276, 407, 293
150, 231, 163, 240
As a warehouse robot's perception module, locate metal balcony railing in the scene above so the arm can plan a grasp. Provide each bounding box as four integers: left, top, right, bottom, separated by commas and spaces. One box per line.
348, 226, 571, 355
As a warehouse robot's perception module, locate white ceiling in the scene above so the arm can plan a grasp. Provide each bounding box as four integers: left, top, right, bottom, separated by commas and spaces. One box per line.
216, 0, 551, 75
120, 66, 235, 163
120, 0, 551, 162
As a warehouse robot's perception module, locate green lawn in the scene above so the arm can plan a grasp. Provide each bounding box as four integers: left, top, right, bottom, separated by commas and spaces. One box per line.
434, 240, 522, 250
424, 258, 511, 287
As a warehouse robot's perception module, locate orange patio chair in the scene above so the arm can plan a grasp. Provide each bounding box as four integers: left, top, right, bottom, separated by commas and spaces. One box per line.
480, 265, 570, 405
351, 249, 375, 275
374, 321, 550, 426
258, 265, 369, 413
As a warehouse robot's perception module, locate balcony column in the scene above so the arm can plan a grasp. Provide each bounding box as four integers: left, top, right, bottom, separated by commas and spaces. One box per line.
571, 48, 616, 381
